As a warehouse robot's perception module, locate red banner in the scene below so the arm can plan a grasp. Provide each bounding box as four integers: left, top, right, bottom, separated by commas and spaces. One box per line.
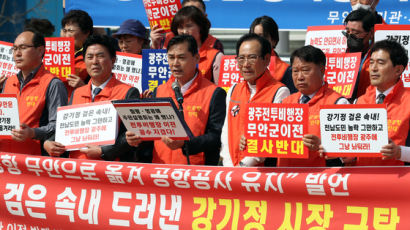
324, 52, 361, 99
1, 153, 409, 229
218, 55, 243, 92
143, 0, 181, 33
245, 103, 309, 158
43, 37, 75, 82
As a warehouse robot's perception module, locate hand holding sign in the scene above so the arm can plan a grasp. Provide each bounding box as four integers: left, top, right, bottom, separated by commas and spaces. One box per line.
125, 131, 142, 147
11, 124, 34, 142
44, 140, 66, 157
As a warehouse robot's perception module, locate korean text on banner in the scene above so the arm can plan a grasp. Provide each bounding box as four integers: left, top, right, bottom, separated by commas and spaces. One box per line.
55, 101, 118, 150
305, 25, 347, 54
244, 103, 309, 158
0, 41, 18, 78
141, 49, 171, 92
320, 104, 388, 157
324, 52, 361, 99
374, 24, 410, 88
0, 94, 19, 139
113, 98, 192, 141
43, 37, 75, 82
1, 152, 409, 229
218, 55, 243, 92
142, 0, 181, 33
113, 52, 143, 92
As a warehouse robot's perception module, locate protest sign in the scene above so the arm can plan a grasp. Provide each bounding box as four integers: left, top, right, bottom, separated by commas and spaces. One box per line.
320, 104, 388, 157
305, 25, 347, 54
244, 103, 309, 158
113, 98, 192, 141
0, 94, 19, 139
217, 55, 243, 92
0, 41, 19, 78
55, 101, 118, 150
374, 24, 410, 88
324, 52, 361, 99
113, 52, 142, 92
142, 0, 181, 33
1, 152, 409, 229
141, 49, 170, 92
43, 37, 75, 82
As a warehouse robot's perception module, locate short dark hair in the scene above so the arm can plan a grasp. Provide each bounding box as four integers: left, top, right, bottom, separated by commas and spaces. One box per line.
344, 8, 376, 32
167, 34, 198, 56
236, 33, 272, 58
249, 16, 279, 44
23, 28, 45, 47
371, 40, 409, 68
171, 6, 210, 43
182, 0, 206, 12
290, 45, 326, 67
83, 35, 117, 59
62, 10, 93, 35
24, 18, 55, 37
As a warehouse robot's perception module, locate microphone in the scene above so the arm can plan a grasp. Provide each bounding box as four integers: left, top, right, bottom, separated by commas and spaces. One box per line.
172, 80, 184, 104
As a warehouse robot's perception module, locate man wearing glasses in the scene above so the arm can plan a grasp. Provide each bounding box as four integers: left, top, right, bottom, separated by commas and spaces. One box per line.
0, 30, 67, 155
220, 33, 290, 167
343, 8, 377, 101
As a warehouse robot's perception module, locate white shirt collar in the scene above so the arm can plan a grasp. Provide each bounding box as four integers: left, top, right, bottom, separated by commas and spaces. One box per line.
180, 72, 198, 95
91, 75, 112, 93
247, 82, 257, 100
375, 84, 395, 101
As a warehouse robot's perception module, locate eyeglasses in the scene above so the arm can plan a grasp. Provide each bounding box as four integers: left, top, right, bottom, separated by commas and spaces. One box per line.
12, 44, 36, 52
235, 55, 261, 65
62, 28, 78, 34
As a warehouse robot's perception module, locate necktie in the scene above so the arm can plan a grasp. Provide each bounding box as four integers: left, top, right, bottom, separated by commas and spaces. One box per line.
376, 94, 385, 104
300, 95, 311, 104
92, 87, 102, 101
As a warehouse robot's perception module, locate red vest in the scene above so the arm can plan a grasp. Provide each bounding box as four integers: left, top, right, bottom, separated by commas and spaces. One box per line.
279, 83, 343, 167
227, 70, 284, 166
356, 81, 410, 166
65, 51, 89, 101
1, 65, 56, 155
70, 76, 132, 159
268, 52, 289, 82
153, 73, 217, 165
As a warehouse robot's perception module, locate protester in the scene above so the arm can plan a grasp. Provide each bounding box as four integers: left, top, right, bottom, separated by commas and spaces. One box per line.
150, 0, 224, 53
1, 29, 68, 155
61, 9, 94, 99
353, 40, 410, 165
343, 8, 377, 101
278, 45, 349, 167
44, 35, 140, 161
249, 15, 297, 93
113, 19, 148, 55
220, 33, 290, 167
126, 35, 226, 165
350, 0, 384, 24
24, 18, 55, 37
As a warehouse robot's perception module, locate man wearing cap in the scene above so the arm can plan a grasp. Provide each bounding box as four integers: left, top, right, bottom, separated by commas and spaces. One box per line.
113, 19, 148, 55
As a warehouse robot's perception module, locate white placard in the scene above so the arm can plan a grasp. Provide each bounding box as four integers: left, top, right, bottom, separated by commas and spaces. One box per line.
0, 41, 19, 78
374, 24, 410, 88
113, 99, 192, 141
305, 25, 347, 54
55, 101, 118, 150
0, 94, 19, 138
320, 105, 388, 157
113, 52, 142, 92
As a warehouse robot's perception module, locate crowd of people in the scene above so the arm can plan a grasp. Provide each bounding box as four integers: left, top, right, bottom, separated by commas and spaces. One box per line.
1, 0, 409, 167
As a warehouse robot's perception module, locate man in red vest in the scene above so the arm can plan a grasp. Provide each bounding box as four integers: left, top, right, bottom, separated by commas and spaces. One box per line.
220, 33, 290, 167
1, 29, 68, 155
44, 35, 140, 161
126, 35, 226, 165
355, 40, 410, 165
279, 45, 348, 167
